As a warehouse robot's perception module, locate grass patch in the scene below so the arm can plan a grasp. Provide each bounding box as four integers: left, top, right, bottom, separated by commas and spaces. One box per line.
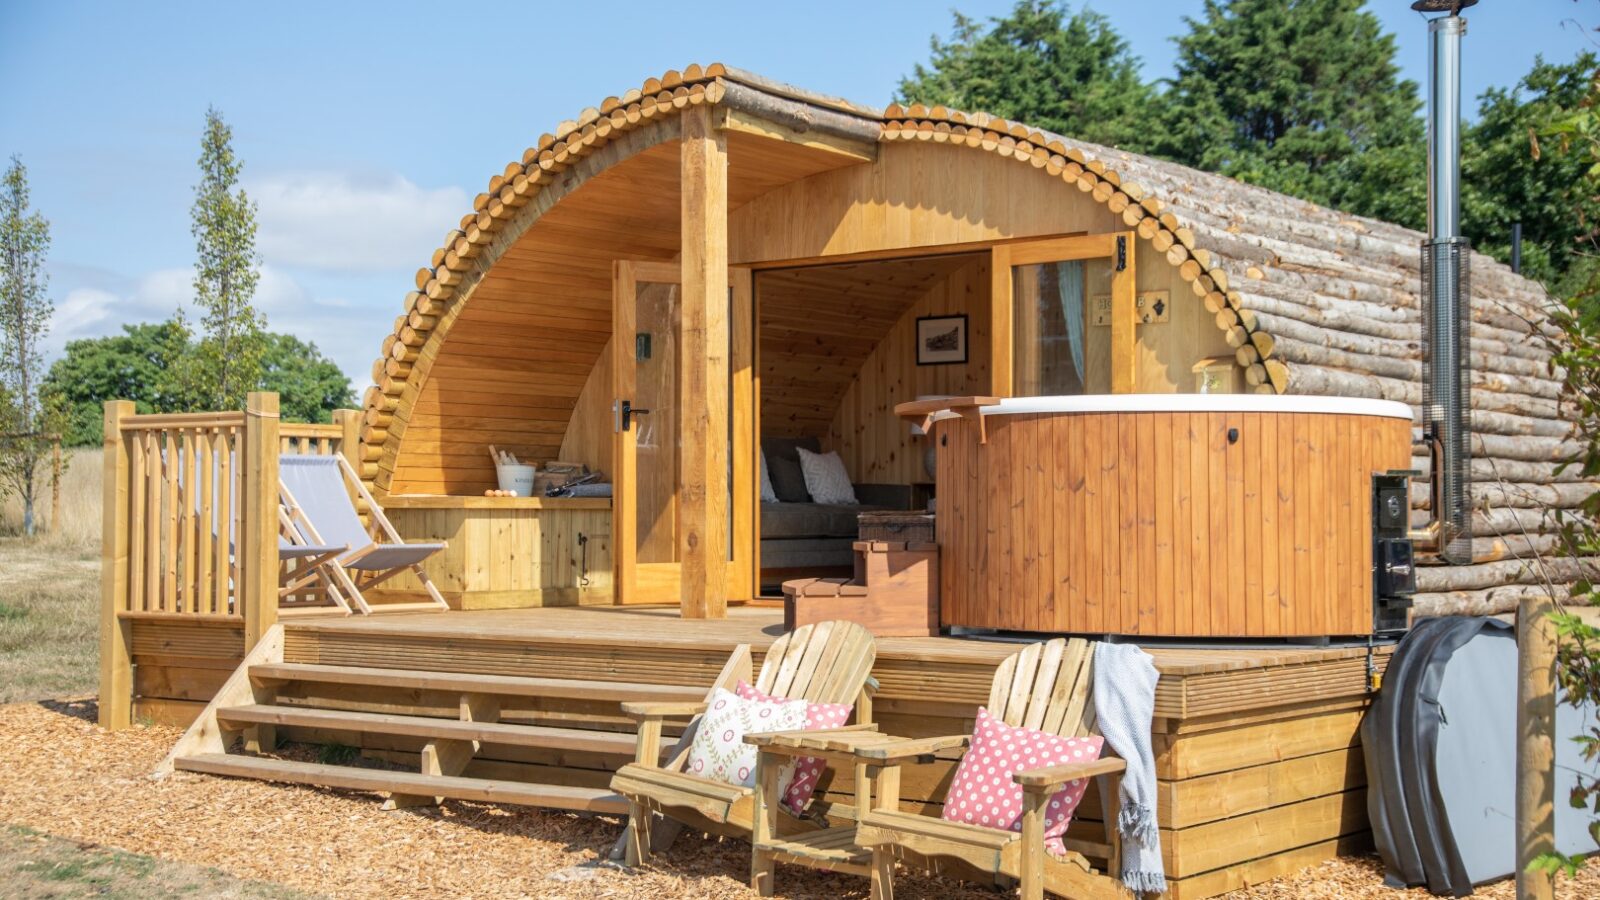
0, 825, 316, 898
0, 448, 101, 704
0, 537, 99, 704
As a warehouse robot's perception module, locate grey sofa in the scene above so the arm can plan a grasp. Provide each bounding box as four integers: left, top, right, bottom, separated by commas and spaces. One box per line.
759, 437, 912, 584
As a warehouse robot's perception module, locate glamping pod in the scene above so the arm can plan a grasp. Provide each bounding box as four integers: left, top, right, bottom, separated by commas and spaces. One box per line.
351, 63, 1575, 633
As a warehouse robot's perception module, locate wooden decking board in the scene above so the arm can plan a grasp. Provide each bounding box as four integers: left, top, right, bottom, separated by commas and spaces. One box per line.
174, 752, 630, 814
251, 662, 706, 703
217, 704, 646, 757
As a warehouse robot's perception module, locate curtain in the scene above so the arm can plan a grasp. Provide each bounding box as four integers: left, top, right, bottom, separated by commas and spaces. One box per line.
1051, 260, 1086, 389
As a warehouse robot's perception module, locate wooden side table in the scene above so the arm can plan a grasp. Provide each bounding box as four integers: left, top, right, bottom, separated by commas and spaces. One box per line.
745, 727, 911, 896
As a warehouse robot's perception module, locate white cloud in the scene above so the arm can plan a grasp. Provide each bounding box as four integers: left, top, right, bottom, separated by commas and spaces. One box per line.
250, 171, 467, 274
46, 264, 378, 391
51, 267, 190, 347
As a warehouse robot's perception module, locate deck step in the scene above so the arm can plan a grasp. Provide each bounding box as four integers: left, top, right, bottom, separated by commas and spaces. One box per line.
217, 704, 642, 756
249, 663, 706, 704
362, 602, 449, 614
174, 753, 629, 814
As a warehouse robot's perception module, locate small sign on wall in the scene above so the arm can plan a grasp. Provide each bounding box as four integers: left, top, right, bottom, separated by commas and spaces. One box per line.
1091, 290, 1170, 326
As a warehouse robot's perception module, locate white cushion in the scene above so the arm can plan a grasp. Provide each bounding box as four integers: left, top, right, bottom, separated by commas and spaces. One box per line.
795, 447, 857, 506
685, 687, 809, 788
759, 452, 779, 503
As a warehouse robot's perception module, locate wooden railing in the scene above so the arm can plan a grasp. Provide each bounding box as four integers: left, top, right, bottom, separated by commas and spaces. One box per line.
99, 394, 360, 729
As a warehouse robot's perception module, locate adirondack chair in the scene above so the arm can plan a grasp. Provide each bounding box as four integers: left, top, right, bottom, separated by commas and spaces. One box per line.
610, 620, 878, 866
851, 637, 1131, 900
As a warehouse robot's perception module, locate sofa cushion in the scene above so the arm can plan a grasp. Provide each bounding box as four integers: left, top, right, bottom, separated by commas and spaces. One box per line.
761, 502, 883, 540
796, 447, 858, 505
762, 437, 821, 503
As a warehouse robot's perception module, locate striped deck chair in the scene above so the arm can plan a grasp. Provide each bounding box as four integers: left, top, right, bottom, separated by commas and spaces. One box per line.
278, 454, 449, 614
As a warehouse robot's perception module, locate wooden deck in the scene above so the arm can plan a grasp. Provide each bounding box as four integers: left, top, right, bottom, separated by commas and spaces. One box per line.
134, 606, 1387, 899
279, 605, 1391, 724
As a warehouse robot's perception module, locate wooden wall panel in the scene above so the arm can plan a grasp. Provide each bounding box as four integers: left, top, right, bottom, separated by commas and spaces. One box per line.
822, 255, 991, 483
935, 410, 1411, 637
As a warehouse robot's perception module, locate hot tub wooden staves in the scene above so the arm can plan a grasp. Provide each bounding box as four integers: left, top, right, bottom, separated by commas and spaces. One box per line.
930, 397, 1414, 638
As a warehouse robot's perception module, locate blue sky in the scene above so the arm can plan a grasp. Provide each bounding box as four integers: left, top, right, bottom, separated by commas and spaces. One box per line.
1, 1, 1594, 390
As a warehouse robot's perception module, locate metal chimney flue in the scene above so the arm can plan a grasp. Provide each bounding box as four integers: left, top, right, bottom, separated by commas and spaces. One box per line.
1414, 1, 1474, 564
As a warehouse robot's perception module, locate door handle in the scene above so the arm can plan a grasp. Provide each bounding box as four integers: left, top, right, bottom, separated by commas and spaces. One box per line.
619, 400, 651, 432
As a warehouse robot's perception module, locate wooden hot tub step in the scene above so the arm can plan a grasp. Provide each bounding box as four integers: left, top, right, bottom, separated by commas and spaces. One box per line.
248, 663, 706, 704
174, 753, 629, 814
217, 704, 647, 756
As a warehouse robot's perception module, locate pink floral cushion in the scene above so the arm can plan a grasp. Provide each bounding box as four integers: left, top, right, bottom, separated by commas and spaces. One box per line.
736, 681, 853, 814
940, 707, 1104, 856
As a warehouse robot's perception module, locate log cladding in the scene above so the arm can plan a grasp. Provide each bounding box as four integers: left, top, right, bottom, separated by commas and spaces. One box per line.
932, 397, 1413, 638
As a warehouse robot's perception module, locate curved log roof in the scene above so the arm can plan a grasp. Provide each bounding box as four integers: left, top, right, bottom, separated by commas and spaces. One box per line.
360, 63, 1560, 497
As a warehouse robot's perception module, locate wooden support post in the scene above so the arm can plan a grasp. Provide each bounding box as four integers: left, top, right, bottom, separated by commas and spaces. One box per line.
1110, 233, 1138, 394
870, 764, 901, 900
989, 244, 1014, 397
99, 401, 135, 730
751, 749, 780, 896
678, 103, 728, 619
241, 392, 280, 651
333, 408, 360, 468
1019, 787, 1048, 900
1516, 593, 1557, 900
626, 712, 665, 866
386, 692, 501, 809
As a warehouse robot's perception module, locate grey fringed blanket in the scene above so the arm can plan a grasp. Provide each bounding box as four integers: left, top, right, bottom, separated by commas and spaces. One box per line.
1092, 642, 1166, 895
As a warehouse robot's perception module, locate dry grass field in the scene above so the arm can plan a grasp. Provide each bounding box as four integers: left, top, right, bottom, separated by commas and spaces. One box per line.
0, 448, 101, 704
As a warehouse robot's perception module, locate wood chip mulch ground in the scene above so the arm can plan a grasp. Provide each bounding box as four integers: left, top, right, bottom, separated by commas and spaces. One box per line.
1, 699, 1595, 899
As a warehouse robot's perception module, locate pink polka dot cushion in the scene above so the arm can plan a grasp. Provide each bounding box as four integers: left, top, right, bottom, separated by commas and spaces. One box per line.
939, 707, 1104, 856
736, 681, 853, 814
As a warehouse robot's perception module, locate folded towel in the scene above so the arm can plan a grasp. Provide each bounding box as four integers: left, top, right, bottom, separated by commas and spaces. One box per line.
1093, 642, 1166, 895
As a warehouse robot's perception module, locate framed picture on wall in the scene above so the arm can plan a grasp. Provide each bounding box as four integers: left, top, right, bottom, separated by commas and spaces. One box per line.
916, 314, 968, 365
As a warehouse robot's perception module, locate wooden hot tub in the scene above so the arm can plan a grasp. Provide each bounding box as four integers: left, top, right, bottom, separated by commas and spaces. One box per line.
924, 395, 1414, 638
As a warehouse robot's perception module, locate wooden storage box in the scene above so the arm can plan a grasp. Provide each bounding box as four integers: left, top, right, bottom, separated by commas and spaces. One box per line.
857, 511, 935, 544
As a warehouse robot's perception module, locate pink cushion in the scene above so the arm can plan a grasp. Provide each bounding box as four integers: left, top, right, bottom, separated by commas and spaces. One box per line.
736, 681, 852, 814
940, 707, 1104, 856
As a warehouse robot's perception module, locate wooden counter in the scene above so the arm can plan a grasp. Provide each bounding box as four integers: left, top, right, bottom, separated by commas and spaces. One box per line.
378, 494, 613, 609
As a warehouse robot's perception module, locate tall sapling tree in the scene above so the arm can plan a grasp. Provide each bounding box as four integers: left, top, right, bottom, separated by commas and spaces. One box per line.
0, 155, 64, 535
180, 106, 266, 411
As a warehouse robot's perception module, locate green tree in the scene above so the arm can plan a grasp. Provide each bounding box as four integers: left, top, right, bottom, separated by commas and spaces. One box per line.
898, 0, 1155, 150
0, 155, 65, 535
1154, 0, 1426, 227
42, 321, 191, 446
43, 324, 352, 445
1463, 53, 1600, 292
259, 332, 356, 424
180, 106, 266, 410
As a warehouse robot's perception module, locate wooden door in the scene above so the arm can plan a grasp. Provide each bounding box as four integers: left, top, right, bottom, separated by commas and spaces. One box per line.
612, 260, 754, 606
991, 232, 1137, 396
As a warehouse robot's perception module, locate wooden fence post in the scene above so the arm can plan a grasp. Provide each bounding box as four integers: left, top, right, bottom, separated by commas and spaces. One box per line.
98, 401, 135, 729
1516, 593, 1557, 900
241, 392, 280, 651
333, 408, 359, 468
50, 435, 61, 535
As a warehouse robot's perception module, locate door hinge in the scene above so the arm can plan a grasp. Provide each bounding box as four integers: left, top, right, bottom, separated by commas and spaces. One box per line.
1116, 235, 1128, 271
